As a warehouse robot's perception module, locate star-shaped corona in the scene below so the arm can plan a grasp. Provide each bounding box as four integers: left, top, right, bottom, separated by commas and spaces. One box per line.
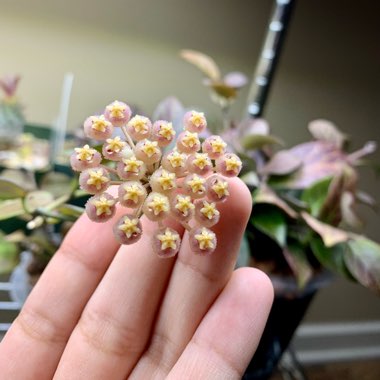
86, 169, 109, 190
73, 101, 242, 256
122, 184, 144, 204
189, 111, 205, 128
91, 116, 109, 132
182, 132, 199, 148
157, 229, 179, 250
186, 174, 206, 194
167, 151, 186, 168
157, 170, 176, 191
128, 115, 150, 134
105, 136, 126, 153
107, 101, 126, 119
118, 217, 141, 238
75, 145, 96, 161
147, 194, 169, 216
141, 140, 160, 158
92, 196, 115, 216
122, 156, 143, 173
200, 201, 219, 220
213, 180, 229, 198
195, 228, 216, 250
158, 122, 175, 140
175, 195, 195, 216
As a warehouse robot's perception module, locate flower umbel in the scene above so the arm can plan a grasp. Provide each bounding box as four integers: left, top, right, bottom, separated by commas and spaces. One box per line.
72, 101, 242, 257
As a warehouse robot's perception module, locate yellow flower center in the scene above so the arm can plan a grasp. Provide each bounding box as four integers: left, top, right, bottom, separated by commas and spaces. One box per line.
195, 228, 215, 250
122, 156, 143, 173
210, 137, 227, 154
86, 169, 109, 190
182, 132, 199, 148
118, 217, 141, 238
200, 201, 220, 220
187, 175, 205, 194
128, 115, 150, 134
157, 229, 179, 250
212, 180, 229, 198
189, 111, 205, 127
123, 184, 145, 204
168, 151, 186, 168
91, 116, 110, 132
106, 101, 125, 119
157, 170, 176, 190
158, 122, 175, 140
175, 195, 195, 216
142, 140, 160, 158
75, 144, 96, 161
105, 136, 126, 153
192, 153, 211, 170
225, 156, 242, 172
148, 195, 169, 216
92, 196, 115, 216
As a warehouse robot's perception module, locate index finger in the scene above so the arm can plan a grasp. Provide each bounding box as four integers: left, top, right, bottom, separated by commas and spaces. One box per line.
0, 206, 124, 380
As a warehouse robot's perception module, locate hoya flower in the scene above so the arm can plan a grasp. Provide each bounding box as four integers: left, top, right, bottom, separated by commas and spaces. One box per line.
72, 101, 242, 257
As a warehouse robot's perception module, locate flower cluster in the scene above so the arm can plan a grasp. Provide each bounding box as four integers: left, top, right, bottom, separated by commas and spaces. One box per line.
71, 100, 242, 257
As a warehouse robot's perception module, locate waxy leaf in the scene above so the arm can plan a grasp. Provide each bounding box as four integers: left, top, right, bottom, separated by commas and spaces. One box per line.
24, 191, 54, 213
223, 71, 248, 89
283, 242, 313, 289
180, 49, 221, 81
340, 191, 362, 228
270, 141, 347, 189
56, 204, 85, 220
252, 206, 287, 247
0, 199, 25, 220
345, 236, 380, 294
240, 171, 260, 188
261, 150, 302, 176
301, 177, 332, 217
0, 237, 19, 274
241, 134, 283, 151
301, 212, 349, 247
0, 178, 27, 200
253, 186, 297, 218
308, 119, 346, 149
310, 237, 353, 279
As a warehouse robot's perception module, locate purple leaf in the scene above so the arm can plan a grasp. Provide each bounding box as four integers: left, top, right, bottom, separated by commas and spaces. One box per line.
261, 150, 302, 176
223, 71, 248, 89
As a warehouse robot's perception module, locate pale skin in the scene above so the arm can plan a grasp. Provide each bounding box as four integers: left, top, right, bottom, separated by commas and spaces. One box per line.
0, 178, 274, 379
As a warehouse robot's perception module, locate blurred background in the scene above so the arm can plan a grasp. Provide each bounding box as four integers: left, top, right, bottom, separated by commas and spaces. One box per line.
1, 0, 380, 378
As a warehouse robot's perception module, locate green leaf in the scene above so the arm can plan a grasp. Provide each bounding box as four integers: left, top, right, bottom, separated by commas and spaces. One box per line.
310, 237, 353, 279
251, 205, 287, 247
283, 242, 313, 289
0, 237, 19, 274
253, 186, 297, 218
0, 199, 25, 220
301, 177, 332, 217
344, 236, 380, 294
23, 191, 54, 213
56, 204, 84, 220
240, 171, 260, 188
0, 178, 27, 200
301, 212, 349, 247
40, 172, 75, 197
241, 134, 283, 150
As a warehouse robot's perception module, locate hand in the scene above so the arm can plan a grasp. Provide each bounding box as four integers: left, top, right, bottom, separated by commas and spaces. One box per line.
0, 178, 273, 380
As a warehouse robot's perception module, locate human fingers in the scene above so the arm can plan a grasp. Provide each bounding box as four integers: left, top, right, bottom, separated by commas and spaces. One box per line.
0, 206, 125, 380
53, 215, 184, 380
167, 268, 274, 380
130, 178, 252, 379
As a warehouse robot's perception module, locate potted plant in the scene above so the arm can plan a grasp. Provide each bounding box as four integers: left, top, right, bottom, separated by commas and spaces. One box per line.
180, 50, 380, 379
